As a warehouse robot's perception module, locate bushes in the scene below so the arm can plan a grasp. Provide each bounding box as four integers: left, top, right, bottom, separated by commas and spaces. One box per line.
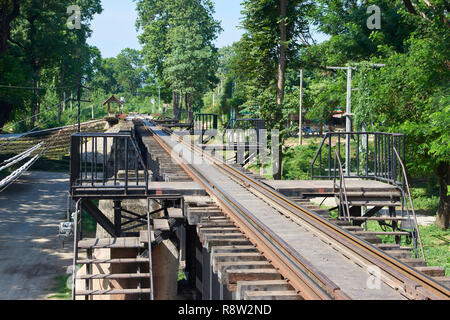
282, 143, 322, 180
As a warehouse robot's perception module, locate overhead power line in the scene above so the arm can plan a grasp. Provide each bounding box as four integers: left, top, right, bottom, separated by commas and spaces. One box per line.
0, 84, 78, 90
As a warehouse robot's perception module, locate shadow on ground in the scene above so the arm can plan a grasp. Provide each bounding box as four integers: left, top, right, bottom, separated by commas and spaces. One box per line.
0, 171, 72, 300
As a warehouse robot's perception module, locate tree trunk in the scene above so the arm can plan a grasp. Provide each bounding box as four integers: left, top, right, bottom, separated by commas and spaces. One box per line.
0, 0, 20, 55
436, 162, 449, 229
0, 100, 13, 132
58, 64, 66, 123
172, 91, 180, 120
31, 79, 37, 129
273, 0, 288, 180
276, 0, 288, 107
185, 94, 192, 123
36, 79, 41, 123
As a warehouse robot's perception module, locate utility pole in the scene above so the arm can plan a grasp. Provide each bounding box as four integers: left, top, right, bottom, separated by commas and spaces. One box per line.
158, 86, 161, 113
70, 92, 73, 112
326, 64, 354, 174
326, 63, 385, 174
299, 69, 303, 146
77, 75, 82, 133
63, 91, 66, 111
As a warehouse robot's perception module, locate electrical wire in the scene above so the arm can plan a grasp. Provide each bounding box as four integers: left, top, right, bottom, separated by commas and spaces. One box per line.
0, 84, 78, 90
0, 106, 97, 193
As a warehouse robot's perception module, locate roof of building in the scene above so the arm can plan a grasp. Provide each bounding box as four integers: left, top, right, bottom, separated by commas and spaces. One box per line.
103, 95, 123, 105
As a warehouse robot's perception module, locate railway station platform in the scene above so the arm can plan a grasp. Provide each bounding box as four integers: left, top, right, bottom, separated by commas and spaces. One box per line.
265, 179, 401, 198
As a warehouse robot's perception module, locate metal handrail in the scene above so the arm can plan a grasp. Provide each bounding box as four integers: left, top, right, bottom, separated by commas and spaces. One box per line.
70, 132, 149, 195
146, 201, 154, 300
71, 199, 81, 300
333, 151, 351, 222
311, 132, 405, 186
393, 147, 426, 262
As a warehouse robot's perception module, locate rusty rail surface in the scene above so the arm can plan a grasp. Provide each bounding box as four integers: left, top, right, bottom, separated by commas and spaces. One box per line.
140, 119, 450, 301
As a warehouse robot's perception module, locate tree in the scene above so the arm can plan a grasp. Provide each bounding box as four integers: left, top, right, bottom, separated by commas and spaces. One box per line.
0, 0, 102, 130
136, 0, 221, 120
353, 34, 449, 229
302, 1, 449, 228
0, 0, 20, 54
236, 0, 314, 177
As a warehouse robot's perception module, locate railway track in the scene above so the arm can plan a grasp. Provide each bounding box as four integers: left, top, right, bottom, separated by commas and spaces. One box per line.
139, 118, 449, 300
0, 120, 107, 159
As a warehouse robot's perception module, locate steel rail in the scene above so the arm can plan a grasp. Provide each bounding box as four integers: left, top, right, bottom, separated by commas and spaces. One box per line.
140, 121, 342, 300
211, 149, 449, 300
141, 120, 450, 300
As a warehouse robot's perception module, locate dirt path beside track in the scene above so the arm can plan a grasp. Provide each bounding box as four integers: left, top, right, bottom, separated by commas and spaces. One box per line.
0, 171, 72, 300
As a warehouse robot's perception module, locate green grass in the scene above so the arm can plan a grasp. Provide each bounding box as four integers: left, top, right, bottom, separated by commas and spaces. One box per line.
418, 224, 450, 276
48, 275, 72, 300
178, 270, 187, 281
364, 221, 450, 276
410, 186, 440, 216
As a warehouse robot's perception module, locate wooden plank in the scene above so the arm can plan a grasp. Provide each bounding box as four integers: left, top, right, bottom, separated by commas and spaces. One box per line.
76, 289, 151, 296
77, 273, 151, 280
153, 219, 170, 231
354, 231, 410, 236
167, 207, 184, 218
77, 258, 148, 264
415, 267, 446, 277
399, 258, 427, 267
432, 277, 450, 289
244, 290, 302, 300
139, 230, 155, 243
78, 237, 142, 249
352, 217, 408, 221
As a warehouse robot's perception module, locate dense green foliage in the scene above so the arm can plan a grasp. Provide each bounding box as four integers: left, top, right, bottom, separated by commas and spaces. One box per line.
136, 0, 221, 119
0, 1, 448, 227
0, 0, 102, 131
214, 0, 449, 228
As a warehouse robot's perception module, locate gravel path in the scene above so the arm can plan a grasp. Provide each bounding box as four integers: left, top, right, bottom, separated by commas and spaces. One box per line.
0, 171, 72, 300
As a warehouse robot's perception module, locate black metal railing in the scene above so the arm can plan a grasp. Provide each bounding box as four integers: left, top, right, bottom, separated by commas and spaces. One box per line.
311, 132, 405, 187
193, 114, 218, 132
227, 118, 266, 131
393, 146, 425, 260
70, 131, 148, 196
225, 119, 266, 145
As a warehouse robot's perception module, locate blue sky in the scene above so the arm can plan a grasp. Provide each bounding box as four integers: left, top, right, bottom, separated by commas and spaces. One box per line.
87, 0, 244, 58
87, 0, 327, 58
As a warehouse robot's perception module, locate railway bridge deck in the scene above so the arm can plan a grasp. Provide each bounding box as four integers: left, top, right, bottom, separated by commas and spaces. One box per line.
64, 118, 449, 300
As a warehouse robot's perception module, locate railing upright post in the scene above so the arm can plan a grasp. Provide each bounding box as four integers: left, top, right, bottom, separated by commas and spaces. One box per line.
374, 134, 378, 178
91, 135, 95, 186
84, 137, 88, 181
125, 137, 129, 194
103, 137, 107, 186
357, 134, 360, 177
114, 137, 118, 186
70, 135, 80, 189
328, 134, 332, 180
365, 133, 369, 178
